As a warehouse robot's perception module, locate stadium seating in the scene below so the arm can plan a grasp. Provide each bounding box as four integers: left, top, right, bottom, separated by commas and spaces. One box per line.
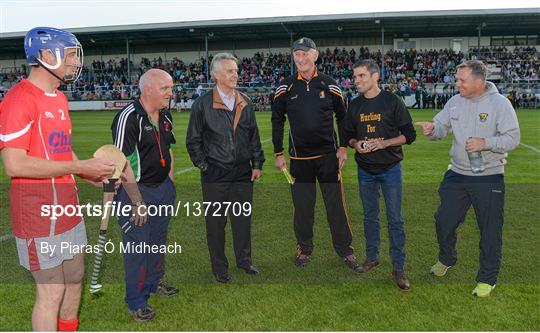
0, 47, 538, 108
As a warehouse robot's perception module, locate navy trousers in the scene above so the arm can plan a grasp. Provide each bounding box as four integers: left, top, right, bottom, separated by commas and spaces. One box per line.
435, 170, 505, 285
116, 177, 176, 310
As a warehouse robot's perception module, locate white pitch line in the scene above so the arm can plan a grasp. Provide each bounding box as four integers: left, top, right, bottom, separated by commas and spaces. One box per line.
0, 140, 531, 241
520, 142, 540, 154
0, 234, 13, 242
174, 137, 272, 175
0, 138, 274, 229
175, 167, 197, 175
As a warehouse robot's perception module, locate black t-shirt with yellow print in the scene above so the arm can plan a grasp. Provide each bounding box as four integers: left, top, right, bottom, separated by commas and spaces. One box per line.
344, 90, 416, 174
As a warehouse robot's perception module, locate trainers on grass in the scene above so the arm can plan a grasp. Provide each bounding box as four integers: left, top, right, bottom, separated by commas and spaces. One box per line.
430, 261, 452, 277
154, 280, 179, 297
128, 306, 155, 322
472, 283, 495, 297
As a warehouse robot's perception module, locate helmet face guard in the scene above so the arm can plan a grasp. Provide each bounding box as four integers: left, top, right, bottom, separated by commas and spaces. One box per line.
60, 45, 84, 83
24, 27, 84, 83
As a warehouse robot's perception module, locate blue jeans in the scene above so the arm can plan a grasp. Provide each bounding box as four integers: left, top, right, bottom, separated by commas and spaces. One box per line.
358, 163, 406, 271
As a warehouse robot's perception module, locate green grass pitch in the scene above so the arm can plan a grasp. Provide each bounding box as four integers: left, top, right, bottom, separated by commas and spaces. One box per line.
0, 109, 538, 331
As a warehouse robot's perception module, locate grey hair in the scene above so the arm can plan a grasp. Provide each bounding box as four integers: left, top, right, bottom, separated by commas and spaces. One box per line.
353, 59, 380, 75
456, 60, 487, 81
210, 52, 238, 76
139, 68, 171, 92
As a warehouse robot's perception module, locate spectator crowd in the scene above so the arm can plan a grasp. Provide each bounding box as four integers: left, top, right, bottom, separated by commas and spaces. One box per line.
1, 46, 538, 108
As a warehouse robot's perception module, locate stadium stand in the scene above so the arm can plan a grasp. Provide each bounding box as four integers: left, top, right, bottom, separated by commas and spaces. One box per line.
1, 47, 537, 109
0, 10, 538, 108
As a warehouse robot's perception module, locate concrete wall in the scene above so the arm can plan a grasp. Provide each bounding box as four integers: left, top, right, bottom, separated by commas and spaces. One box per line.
67, 99, 198, 111
394, 36, 493, 51
67, 100, 136, 111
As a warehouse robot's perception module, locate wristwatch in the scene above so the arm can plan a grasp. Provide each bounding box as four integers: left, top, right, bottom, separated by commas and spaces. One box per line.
198, 162, 208, 172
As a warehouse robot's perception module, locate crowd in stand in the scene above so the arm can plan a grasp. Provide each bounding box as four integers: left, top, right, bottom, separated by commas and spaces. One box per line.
470, 46, 539, 82
0, 46, 538, 108
505, 90, 539, 108
470, 46, 538, 61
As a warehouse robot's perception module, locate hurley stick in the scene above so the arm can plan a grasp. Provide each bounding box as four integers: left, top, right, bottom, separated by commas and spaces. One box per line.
89, 145, 127, 294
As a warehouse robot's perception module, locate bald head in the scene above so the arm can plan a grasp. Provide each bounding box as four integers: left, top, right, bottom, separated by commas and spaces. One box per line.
138, 68, 173, 111
139, 69, 172, 93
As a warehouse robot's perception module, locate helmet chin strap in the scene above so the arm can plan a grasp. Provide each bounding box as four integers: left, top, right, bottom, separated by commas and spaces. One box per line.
32, 56, 74, 84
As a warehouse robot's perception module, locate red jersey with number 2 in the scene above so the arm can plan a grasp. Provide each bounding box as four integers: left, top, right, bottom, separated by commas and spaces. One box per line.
0, 79, 81, 238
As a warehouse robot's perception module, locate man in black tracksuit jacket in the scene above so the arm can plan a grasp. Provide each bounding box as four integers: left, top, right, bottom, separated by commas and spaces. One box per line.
186, 53, 265, 283
271, 37, 360, 271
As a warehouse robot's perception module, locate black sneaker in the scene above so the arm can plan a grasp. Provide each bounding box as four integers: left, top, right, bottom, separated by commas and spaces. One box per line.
154, 280, 179, 297
239, 264, 260, 275
128, 306, 155, 322
295, 254, 310, 267
343, 255, 362, 272
215, 272, 231, 283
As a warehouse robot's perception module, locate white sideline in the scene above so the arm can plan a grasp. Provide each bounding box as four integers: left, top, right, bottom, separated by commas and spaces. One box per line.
1, 138, 278, 240
520, 142, 540, 154
175, 137, 272, 175
175, 167, 196, 175
0, 234, 13, 242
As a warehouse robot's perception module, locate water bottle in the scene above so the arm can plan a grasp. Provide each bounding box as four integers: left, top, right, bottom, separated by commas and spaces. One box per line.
467, 151, 485, 174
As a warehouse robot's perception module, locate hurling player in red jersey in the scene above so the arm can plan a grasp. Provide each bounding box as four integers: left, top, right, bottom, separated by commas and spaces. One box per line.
0, 27, 115, 331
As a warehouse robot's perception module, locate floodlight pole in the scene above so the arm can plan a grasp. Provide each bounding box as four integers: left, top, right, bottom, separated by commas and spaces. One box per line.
375, 19, 385, 83
280, 23, 294, 77
381, 26, 385, 83
126, 39, 131, 85
290, 32, 294, 76
205, 34, 209, 84
477, 22, 486, 59
477, 25, 481, 58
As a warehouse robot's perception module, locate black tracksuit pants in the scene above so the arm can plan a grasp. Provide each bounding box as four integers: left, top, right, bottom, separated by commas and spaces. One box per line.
201, 163, 253, 275
290, 153, 353, 257
435, 170, 505, 285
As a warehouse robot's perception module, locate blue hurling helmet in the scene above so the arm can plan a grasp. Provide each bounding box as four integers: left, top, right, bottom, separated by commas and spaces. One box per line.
24, 27, 84, 83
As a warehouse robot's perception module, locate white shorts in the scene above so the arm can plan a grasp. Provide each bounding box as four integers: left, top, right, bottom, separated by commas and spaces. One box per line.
15, 222, 87, 271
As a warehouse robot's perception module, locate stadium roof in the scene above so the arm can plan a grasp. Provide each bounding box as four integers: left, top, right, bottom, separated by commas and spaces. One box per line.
0, 8, 538, 55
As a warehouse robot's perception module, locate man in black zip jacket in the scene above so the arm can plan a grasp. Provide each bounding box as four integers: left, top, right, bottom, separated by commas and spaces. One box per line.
271, 37, 360, 271
186, 52, 265, 283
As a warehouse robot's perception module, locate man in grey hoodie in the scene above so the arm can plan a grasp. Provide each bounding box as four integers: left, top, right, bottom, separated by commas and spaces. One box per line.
416, 60, 520, 297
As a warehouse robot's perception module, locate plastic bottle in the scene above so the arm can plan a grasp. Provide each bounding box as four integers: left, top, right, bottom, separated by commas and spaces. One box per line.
468, 151, 485, 174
